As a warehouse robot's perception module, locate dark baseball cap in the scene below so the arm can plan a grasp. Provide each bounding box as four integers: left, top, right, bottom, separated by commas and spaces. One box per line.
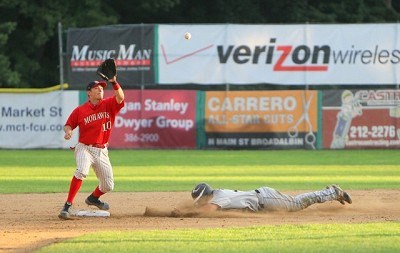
86, 81, 107, 90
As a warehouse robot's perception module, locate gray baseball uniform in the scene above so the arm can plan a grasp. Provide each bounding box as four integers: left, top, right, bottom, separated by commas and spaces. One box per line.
210, 186, 339, 212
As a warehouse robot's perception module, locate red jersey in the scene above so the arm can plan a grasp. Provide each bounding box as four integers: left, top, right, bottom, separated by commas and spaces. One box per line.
65, 96, 124, 145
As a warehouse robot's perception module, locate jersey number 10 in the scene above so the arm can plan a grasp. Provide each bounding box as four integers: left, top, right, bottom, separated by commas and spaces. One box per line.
102, 121, 112, 132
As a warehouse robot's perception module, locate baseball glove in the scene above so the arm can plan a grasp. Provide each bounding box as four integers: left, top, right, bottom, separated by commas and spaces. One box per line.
96, 58, 117, 81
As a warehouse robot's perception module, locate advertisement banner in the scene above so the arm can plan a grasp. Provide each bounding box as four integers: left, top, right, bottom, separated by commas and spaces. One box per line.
322, 90, 400, 149
108, 90, 197, 149
67, 25, 155, 89
0, 91, 79, 149
158, 24, 400, 85
204, 90, 318, 149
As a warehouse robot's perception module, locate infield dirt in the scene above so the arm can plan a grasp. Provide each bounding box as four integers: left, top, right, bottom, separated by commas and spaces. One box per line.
1, 189, 399, 252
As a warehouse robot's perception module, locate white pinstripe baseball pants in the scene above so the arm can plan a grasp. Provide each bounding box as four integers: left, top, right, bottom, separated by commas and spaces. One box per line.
73, 143, 114, 193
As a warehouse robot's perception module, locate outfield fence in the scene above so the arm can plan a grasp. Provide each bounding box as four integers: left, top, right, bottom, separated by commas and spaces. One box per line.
1, 88, 399, 150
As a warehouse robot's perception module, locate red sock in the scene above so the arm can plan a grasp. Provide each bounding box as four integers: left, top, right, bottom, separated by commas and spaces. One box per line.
92, 186, 105, 198
66, 176, 83, 204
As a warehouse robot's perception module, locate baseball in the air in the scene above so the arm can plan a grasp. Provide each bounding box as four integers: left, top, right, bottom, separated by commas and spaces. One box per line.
184, 32, 191, 40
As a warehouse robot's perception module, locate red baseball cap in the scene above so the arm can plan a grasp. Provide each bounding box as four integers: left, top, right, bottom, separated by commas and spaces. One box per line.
86, 81, 107, 90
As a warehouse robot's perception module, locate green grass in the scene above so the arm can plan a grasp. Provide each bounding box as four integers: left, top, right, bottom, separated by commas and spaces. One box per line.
1, 149, 399, 252
37, 223, 400, 253
1, 149, 400, 167
0, 149, 399, 193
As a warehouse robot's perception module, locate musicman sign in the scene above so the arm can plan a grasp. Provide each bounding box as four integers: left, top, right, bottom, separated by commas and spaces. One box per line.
157, 24, 400, 85
66, 25, 155, 88
70, 44, 151, 67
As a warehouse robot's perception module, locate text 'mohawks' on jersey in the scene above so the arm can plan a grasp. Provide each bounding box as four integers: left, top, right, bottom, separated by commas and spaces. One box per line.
65, 96, 124, 145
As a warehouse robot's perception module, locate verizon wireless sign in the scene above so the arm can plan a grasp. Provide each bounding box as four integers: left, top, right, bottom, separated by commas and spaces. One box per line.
67, 25, 155, 89
158, 24, 400, 85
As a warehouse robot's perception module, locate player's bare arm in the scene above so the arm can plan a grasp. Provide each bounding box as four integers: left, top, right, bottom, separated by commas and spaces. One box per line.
195, 202, 219, 213
109, 76, 124, 104
64, 125, 72, 140
170, 203, 219, 217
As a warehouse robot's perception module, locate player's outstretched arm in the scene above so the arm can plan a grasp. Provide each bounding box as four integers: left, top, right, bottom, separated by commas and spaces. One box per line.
198, 203, 219, 212
171, 203, 219, 217
109, 76, 124, 104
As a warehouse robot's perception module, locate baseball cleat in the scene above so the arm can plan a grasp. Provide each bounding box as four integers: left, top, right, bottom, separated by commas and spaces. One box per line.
330, 184, 352, 205
58, 202, 73, 220
85, 194, 110, 210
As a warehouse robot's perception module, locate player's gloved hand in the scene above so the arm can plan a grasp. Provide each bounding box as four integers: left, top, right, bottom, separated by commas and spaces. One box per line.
96, 58, 117, 81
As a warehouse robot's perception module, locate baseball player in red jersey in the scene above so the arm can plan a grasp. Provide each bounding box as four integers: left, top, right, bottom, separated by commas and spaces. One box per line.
58, 76, 124, 220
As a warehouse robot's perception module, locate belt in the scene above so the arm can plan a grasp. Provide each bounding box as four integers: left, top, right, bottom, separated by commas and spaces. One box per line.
85, 143, 108, 149
254, 189, 264, 209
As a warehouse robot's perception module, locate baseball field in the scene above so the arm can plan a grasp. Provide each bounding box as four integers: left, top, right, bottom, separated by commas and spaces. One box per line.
0, 149, 399, 252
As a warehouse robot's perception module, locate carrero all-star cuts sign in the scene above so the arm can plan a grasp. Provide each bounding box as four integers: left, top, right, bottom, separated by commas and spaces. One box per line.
66, 25, 155, 89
